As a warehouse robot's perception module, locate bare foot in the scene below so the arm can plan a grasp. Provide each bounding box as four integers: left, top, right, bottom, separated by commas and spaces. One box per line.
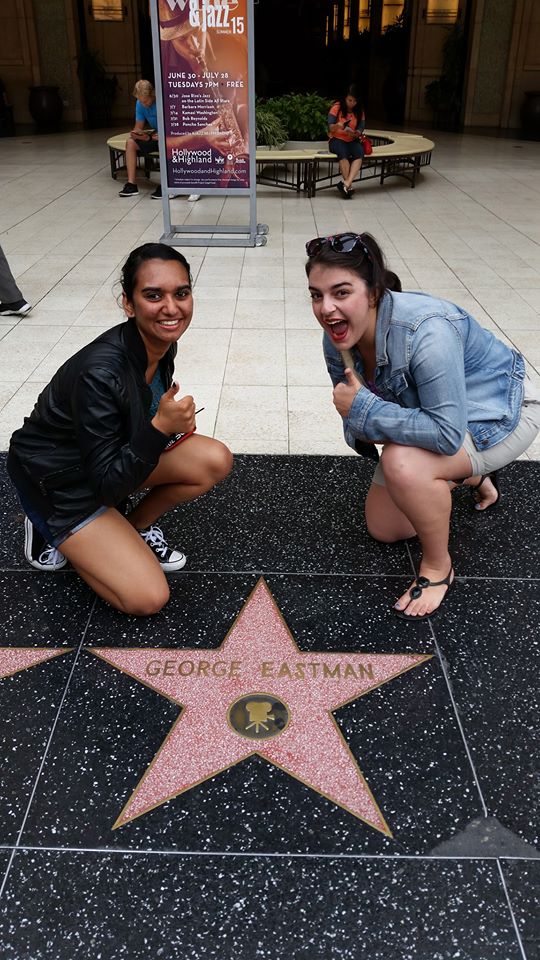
470, 475, 499, 511
394, 562, 454, 619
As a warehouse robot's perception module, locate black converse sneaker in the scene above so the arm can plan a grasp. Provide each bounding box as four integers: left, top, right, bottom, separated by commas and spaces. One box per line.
138, 525, 187, 571
24, 518, 67, 571
118, 182, 139, 197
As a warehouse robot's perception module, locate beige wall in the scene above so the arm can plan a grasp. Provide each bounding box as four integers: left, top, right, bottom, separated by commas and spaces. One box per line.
0, 0, 41, 124
405, 2, 453, 123
0, 0, 143, 129
463, 0, 516, 127
0, 0, 82, 126
80, 0, 143, 122
502, 0, 540, 129
406, 0, 540, 130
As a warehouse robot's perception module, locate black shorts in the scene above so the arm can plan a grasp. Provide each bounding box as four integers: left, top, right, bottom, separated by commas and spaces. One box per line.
133, 137, 158, 156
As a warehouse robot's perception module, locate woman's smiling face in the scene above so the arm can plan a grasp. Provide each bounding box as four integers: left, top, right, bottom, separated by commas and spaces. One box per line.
308, 263, 376, 349
123, 258, 193, 354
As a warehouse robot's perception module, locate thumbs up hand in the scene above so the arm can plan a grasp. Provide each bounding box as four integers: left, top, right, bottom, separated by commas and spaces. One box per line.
333, 367, 363, 418
153, 382, 196, 436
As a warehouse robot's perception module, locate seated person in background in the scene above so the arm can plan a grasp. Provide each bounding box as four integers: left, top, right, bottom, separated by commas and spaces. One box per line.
119, 79, 200, 203
328, 85, 366, 200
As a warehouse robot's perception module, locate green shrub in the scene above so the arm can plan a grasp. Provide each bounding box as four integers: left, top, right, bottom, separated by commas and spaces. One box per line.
262, 93, 329, 141
255, 106, 288, 147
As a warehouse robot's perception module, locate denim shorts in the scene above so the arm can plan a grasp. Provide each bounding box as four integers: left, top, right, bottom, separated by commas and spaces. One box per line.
15, 490, 107, 549
328, 137, 364, 161
371, 384, 540, 486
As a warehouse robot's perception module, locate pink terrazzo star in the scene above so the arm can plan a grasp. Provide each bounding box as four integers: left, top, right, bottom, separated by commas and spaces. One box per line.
0, 647, 70, 680
91, 579, 431, 834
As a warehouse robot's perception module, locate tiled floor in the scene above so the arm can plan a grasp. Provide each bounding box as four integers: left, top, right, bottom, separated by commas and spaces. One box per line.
0, 129, 539, 957
0, 127, 539, 455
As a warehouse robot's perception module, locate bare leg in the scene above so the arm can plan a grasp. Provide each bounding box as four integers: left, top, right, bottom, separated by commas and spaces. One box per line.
368, 443, 474, 617
128, 434, 233, 531
125, 138, 139, 184
343, 158, 362, 190
339, 159, 351, 185
365, 483, 416, 543
59, 436, 232, 615
59, 509, 170, 615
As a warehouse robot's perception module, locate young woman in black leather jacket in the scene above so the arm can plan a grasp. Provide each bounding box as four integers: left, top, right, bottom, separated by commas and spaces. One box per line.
8, 243, 233, 615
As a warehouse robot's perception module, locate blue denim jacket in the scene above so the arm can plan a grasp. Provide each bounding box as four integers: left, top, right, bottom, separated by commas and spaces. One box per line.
324, 290, 525, 455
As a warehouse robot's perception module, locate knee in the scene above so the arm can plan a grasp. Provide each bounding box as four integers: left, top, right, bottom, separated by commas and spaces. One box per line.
123, 582, 170, 617
366, 520, 399, 543
365, 516, 406, 543
380, 445, 419, 489
207, 441, 233, 484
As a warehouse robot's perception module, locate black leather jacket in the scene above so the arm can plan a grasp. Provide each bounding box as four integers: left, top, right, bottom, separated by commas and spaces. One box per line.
8, 320, 175, 541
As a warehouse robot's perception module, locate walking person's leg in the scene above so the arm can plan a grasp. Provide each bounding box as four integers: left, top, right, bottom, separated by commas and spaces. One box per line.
0, 244, 31, 315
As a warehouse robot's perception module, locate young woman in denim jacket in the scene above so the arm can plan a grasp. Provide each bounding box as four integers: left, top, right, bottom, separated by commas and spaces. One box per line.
305, 232, 540, 621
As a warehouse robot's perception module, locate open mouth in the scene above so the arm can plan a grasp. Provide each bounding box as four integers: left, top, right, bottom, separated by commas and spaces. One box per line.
326, 319, 349, 341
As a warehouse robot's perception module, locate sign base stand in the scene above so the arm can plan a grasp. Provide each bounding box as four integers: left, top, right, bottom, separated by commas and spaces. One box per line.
161, 220, 268, 248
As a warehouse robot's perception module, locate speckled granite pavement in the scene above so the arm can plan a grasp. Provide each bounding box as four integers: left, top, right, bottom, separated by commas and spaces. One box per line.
0, 452, 538, 959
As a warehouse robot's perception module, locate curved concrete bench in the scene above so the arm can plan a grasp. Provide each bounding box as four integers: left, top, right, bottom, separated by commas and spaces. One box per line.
108, 130, 435, 195
256, 131, 435, 196
107, 133, 159, 180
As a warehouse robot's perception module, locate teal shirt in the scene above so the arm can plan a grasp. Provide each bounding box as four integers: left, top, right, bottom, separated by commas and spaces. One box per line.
149, 367, 165, 417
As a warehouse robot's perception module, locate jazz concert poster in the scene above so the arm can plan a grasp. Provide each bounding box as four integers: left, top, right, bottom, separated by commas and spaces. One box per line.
157, 0, 250, 190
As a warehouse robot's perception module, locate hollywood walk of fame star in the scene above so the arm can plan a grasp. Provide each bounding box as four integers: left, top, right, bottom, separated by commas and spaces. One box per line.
90, 579, 432, 835
0, 648, 70, 680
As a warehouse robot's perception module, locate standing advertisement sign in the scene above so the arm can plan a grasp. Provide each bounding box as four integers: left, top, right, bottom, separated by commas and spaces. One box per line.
150, 0, 267, 247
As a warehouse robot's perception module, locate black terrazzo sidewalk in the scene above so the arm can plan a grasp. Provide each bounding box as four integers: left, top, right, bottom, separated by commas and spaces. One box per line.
0, 452, 538, 960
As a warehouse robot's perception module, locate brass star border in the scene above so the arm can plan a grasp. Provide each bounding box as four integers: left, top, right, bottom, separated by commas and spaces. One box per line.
90, 579, 432, 835
0, 647, 71, 680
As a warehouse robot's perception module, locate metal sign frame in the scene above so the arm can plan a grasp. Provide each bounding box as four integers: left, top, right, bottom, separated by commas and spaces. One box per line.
149, 0, 267, 247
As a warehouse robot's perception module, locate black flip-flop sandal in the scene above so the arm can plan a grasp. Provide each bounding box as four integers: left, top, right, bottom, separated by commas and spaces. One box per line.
471, 471, 500, 511
394, 566, 454, 621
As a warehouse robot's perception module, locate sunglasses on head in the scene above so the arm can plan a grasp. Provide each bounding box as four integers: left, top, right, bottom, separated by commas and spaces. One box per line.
305, 232, 372, 260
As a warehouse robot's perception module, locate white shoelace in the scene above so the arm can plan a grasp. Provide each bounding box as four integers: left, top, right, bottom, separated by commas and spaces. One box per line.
140, 525, 168, 557
38, 546, 63, 567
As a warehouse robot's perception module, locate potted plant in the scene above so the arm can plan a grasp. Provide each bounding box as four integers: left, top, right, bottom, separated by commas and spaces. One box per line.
255, 104, 288, 148
262, 93, 329, 143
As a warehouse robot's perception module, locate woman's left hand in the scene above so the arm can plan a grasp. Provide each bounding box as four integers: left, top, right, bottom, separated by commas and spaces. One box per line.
333, 367, 363, 417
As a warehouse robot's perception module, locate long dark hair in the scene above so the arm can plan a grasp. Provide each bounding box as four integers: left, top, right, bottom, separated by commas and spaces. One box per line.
305, 233, 396, 305
120, 243, 192, 300
338, 84, 363, 119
